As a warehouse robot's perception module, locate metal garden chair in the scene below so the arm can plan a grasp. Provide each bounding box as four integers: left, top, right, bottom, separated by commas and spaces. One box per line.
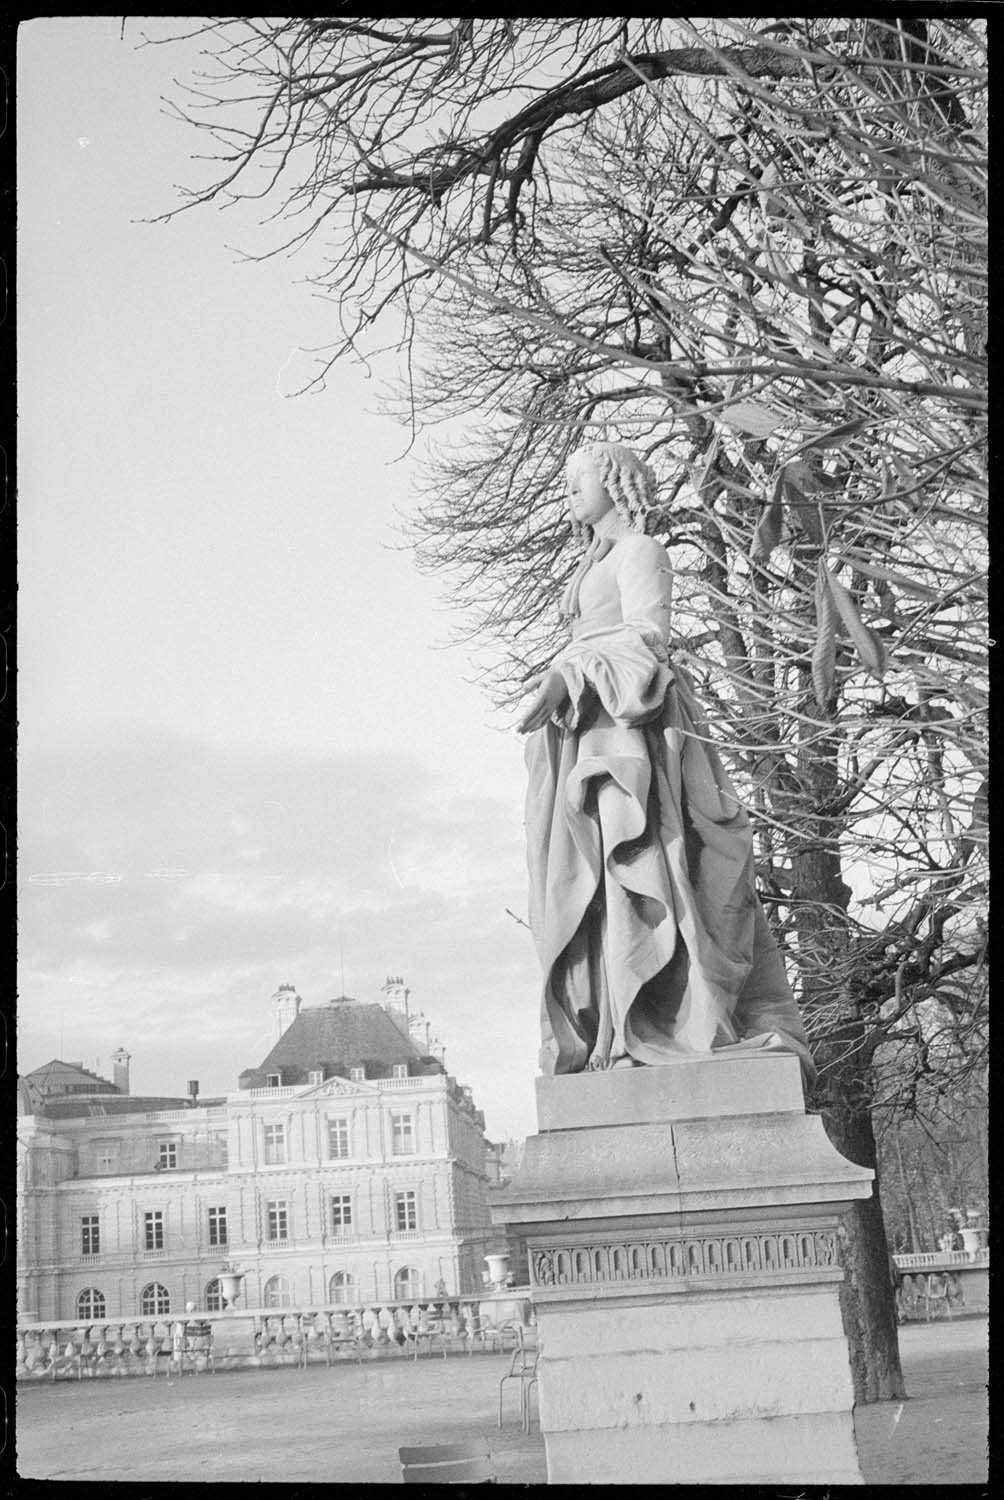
498, 1324, 539, 1431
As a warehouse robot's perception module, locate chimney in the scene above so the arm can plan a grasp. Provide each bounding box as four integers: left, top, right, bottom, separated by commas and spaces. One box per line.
408, 1012, 431, 1054
381, 975, 414, 1037
274, 983, 302, 1038
381, 974, 411, 1016
187, 1080, 199, 1104
111, 1048, 131, 1095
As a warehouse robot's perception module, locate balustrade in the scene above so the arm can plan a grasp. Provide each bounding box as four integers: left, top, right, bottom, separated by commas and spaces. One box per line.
891, 1249, 990, 1321
15, 1293, 533, 1381
893, 1248, 989, 1271
140, 1110, 202, 1122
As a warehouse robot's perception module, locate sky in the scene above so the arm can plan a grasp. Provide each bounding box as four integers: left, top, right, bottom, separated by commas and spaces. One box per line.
17, 18, 543, 1140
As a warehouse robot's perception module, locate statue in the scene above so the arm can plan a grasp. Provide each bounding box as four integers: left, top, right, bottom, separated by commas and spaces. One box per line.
518, 442, 814, 1080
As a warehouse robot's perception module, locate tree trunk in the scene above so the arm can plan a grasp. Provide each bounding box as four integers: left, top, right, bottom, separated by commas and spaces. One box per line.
787, 695, 906, 1404
805, 1021, 905, 1400
892, 1127, 922, 1255
916, 1151, 940, 1250
814, 1064, 908, 1402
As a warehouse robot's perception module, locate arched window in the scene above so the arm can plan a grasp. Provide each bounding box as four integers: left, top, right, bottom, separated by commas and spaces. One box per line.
205, 1278, 223, 1312
140, 1283, 170, 1316
77, 1288, 106, 1320
393, 1266, 421, 1301
263, 1274, 292, 1308
328, 1271, 356, 1305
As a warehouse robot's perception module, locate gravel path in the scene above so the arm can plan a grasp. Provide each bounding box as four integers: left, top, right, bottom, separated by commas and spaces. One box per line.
15, 1315, 987, 1485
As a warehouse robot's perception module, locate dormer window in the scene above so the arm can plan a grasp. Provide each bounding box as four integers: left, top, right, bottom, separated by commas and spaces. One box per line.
308, 1069, 323, 1086
266, 1073, 281, 1088
350, 1066, 366, 1082
392, 1064, 408, 1079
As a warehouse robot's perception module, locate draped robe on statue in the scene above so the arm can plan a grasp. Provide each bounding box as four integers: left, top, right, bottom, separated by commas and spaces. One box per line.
524, 523, 814, 1080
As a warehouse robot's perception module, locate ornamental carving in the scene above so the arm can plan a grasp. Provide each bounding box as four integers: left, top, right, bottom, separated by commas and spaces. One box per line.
530, 1229, 838, 1288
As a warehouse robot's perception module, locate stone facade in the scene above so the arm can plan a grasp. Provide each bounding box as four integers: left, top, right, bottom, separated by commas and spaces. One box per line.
17, 990, 496, 1322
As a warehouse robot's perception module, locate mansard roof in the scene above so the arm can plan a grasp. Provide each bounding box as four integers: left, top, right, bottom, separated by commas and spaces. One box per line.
25, 1059, 120, 1094
239, 999, 443, 1089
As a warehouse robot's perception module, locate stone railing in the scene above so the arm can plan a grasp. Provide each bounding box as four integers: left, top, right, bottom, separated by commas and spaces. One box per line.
15, 1292, 534, 1382
891, 1250, 989, 1321
892, 1249, 989, 1271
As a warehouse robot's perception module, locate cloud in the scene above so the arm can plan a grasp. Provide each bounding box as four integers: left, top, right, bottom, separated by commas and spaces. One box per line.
17, 724, 542, 1139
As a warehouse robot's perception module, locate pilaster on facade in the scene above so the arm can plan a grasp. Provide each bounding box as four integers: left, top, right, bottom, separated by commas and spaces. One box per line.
18, 993, 498, 1321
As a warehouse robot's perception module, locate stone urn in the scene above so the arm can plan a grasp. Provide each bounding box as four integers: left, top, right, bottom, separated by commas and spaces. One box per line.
484, 1252, 511, 1290
219, 1268, 246, 1308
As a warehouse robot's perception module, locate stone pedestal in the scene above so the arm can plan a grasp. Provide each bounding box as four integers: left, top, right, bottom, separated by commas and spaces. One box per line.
476, 1292, 533, 1329
213, 1312, 258, 1364
490, 1053, 872, 1486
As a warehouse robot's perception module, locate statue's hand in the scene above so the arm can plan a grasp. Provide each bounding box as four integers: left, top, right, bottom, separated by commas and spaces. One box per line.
517, 669, 568, 734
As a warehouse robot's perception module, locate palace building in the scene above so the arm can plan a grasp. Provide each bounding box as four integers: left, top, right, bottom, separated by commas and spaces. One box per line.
17, 981, 497, 1322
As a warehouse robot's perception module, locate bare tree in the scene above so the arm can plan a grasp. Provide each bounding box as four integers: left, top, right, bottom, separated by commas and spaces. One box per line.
873, 1003, 988, 1257
155, 16, 987, 1402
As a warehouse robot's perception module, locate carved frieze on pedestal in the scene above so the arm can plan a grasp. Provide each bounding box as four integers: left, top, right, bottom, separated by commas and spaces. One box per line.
490, 1053, 873, 1486
530, 1223, 838, 1291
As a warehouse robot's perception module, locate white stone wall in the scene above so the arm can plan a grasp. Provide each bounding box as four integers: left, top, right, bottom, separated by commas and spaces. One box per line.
19, 1072, 494, 1317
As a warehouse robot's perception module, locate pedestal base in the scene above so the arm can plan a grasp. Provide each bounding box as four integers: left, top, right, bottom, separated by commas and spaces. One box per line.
544, 1411, 861, 1487
213, 1313, 258, 1363
491, 1054, 872, 1486
537, 1285, 860, 1484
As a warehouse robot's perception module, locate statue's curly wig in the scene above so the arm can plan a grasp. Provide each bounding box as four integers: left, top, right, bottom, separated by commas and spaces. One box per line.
566, 442, 660, 544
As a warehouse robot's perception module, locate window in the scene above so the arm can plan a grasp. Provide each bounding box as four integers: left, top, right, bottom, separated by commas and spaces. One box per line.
144, 1210, 164, 1250
395, 1190, 417, 1232
330, 1194, 353, 1234
263, 1122, 286, 1164
349, 1066, 366, 1081
205, 1278, 223, 1312
329, 1270, 355, 1305
392, 1063, 408, 1079
391, 1113, 414, 1155
81, 1215, 100, 1256
96, 1145, 117, 1173
263, 1274, 292, 1308
208, 1206, 227, 1247
140, 1282, 170, 1316
157, 1141, 177, 1170
307, 1069, 323, 1086
266, 1073, 281, 1088
327, 1116, 351, 1158
77, 1288, 106, 1320
394, 1266, 421, 1300
266, 1200, 289, 1242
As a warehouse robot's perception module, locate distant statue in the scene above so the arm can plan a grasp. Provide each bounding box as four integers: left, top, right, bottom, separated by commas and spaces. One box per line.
518, 442, 814, 1080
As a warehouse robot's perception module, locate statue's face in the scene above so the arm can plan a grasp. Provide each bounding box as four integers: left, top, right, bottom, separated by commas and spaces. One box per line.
567, 460, 614, 527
